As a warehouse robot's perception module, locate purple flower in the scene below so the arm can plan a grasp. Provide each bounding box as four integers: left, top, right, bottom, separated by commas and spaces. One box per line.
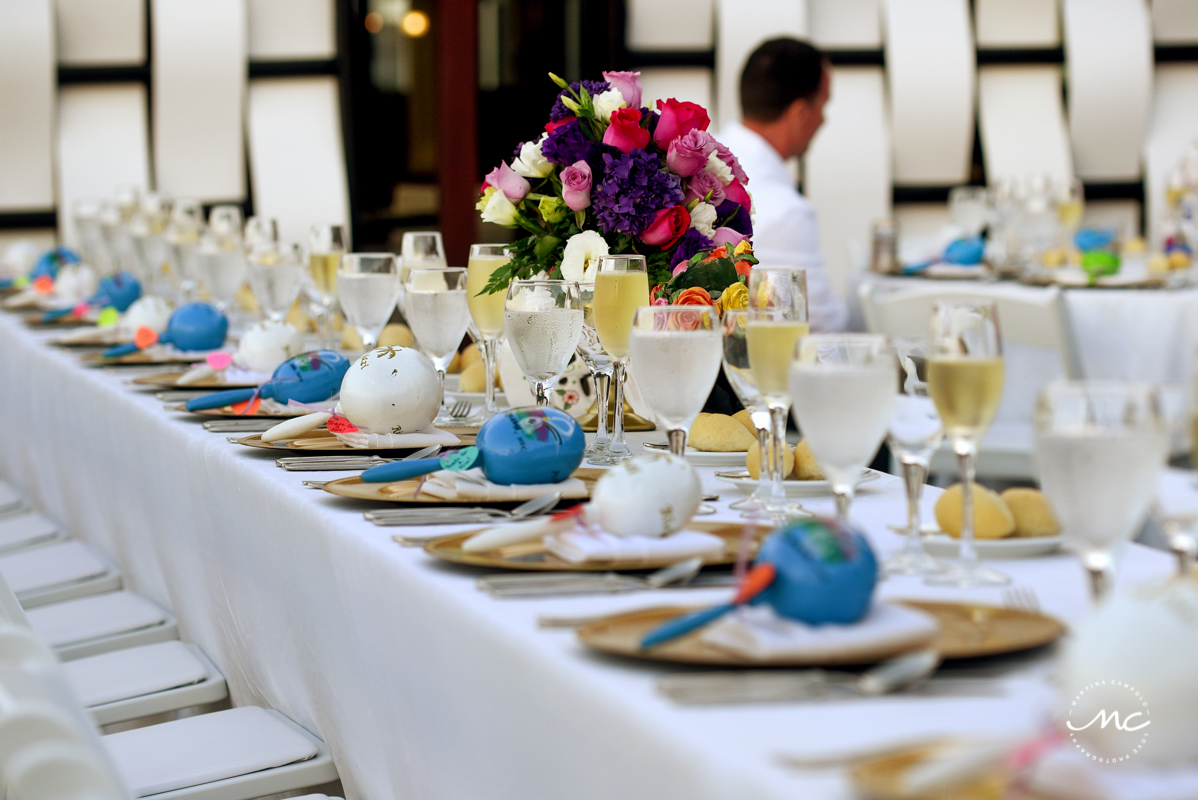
550, 80, 610, 121
671, 228, 715, 267
667, 129, 717, 177
591, 149, 684, 237
541, 121, 596, 167
683, 170, 726, 205
715, 199, 752, 237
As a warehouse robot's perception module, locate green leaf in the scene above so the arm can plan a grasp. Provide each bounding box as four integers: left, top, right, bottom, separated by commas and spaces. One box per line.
668, 258, 738, 294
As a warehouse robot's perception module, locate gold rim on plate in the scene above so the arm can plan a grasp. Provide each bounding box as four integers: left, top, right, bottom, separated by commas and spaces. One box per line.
850, 742, 1033, 800
323, 465, 602, 506
234, 429, 479, 454
169, 403, 302, 418
24, 313, 93, 328
133, 371, 261, 389
420, 519, 763, 570
576, 600, 1065, 666
80, 352, 207, 366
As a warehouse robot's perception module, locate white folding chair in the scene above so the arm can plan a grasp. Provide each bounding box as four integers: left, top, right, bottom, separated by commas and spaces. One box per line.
859, 280, 1083, 480
1, 540, 123, 609
0, 511, 64, 554
0, 481, 25, 516
26, 592, 179, 661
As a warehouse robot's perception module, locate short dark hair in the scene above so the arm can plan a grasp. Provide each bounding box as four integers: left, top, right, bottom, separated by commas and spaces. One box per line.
740, 38, 826, 123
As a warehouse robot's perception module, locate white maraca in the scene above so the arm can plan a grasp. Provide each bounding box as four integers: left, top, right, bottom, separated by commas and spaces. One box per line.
53, 264, 98, 304
119, 296, 173, 336
339, 345, 442, 434
235, 320, 304, 375
590, 453, 703, 537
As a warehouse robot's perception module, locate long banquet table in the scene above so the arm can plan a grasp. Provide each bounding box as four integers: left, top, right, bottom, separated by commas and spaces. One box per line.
0, 308, 1186, 800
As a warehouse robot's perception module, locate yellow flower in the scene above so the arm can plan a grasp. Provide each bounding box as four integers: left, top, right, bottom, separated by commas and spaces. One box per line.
538, 195, 568, 224
733, 240, 753, 257
720, 282, 748, 315
475, 186, 496, 213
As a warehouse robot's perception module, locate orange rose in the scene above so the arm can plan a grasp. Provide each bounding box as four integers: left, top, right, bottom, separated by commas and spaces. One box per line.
704, 245, 729, 262
674, 286, 713, 306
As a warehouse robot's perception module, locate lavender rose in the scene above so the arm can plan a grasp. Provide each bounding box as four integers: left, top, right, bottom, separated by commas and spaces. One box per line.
683, 170, 726, 206
666, 129, 717, 178
561, 161, 593, 211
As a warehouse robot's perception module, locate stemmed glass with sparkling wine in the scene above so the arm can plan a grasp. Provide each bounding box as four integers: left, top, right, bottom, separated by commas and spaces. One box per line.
247, 243, 305, 322
925, 300, 1009, 588
307, 225, 347, 350
504, 280, 584, 406
399, 231, 447, 314
747, 268, 809, 519
165, 199, 204, 303
790, 334, 897, 524
466, 244, 512, 422
1035, 381, 1169, 602
576, 282, 615, 463
405, 267, 470, 424
337, 253, 401, 351
591, 254, 650, 462
629, 305, 723, 457
720, 310, 774, 514
197, 205, 247, 312
883, 337, 945, 576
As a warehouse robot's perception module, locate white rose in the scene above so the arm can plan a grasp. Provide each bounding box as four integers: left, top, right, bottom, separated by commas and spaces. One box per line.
480, 190, 520, 227
704, 151, 733, 185
512, 133, 554, 179
560, 231, 609, 282
592, 88, 627, 123
689, 202, 717, 238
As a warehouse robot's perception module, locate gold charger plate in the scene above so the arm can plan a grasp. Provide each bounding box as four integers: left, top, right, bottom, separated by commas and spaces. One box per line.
24, 313, 93, 328
234, 429, 478, 454
133, 371, 260, 389
170, 403, 309, 418
576, 600, 1065, 666
850, 743, 1044, 800
421, 519, 760, 571
323, 465, 602, 507
80, 351, 208, 367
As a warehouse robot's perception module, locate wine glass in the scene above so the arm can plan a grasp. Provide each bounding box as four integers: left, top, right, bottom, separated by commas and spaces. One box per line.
308, 224, 347, 349
629, 305, 723, 457
576, 282, 615, 463
592, 254, 650, 462
400, 232, 447, 315
789, 334, 897, 524
747, 268, 809, 519
504, 280, 584, 406
1035, 381, 1169, 602
405, 266, 470, 423
924, 300, 1009, 588
98, 185, 140, 277
244, 217, 279, 250
883, 337, 946, 576
337, 253, 401, 351
466, 243, 512, 422
196, 205, 247, 312
948, 186, 988, 238
720, 309, 773, 514
247, 243, 305, 322
165, 199, 204, 303
128, 194, 171, 288
1056, 176, 1085, 248
72, 199, 106, 273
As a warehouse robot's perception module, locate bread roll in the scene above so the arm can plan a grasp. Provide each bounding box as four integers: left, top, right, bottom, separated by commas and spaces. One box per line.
689, 413, 756, 452
459, 360, 502, 393
459, 343, 482, 371
747, 439, 794, 481
445, 350, 461, 374
934, 483, 1015, 539
378, 323, 415, 348
791, 439, 825, 481
1000, 488, 1060, 538
732, 409, 756, 435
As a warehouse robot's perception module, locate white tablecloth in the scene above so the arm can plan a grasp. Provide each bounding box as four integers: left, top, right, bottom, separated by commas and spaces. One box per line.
0, 309, 1183, 800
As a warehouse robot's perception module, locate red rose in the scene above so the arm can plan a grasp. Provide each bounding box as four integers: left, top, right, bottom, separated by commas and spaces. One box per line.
639, 205, 691, 248
602, 107, 650, 153
654, 99, 710, 150
545, 117, 576, 134
724, 178, 752, 210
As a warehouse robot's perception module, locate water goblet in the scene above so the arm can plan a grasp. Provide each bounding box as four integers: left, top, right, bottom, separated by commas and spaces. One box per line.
405, 266, 470, 423
247, 243, 305, 322
591, 254, 649, 462
196, 205, 247, 312
337, 253, 401, 351
503, 280, 584, 406
400, 231, 447, 315
165, 199, 204, 303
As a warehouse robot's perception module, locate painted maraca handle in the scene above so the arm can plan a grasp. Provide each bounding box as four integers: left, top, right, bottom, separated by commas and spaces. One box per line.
639, 562, 777, 649
103, 342, 140, 358
42, 307, 75, 322
360, 457, 450, 484
185, 388, 256, 412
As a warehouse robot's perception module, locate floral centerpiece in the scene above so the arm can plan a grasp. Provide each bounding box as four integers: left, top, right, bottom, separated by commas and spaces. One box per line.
476, 70, 756, 312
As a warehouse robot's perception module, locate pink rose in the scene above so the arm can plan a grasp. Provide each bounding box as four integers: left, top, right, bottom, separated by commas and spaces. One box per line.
545, 116, 575, 134
724, 178, 751, 210
652, 296, 669, 305
485, 161, 530, 203
712, 227, 748, 248
712, 140, 748, 184
671, 261, 689, 277
602, 71, 643, 109
666, 129, 717, 177
653, 98, 710, 150
561, 161, 592, 211
602, 107, 650, 153
639, 206, 690, 248
683, 170, 726, 205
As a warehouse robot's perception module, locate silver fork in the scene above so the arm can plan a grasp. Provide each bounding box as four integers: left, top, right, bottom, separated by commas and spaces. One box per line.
448, 400, 472, 419
1001, 586, 1041, 614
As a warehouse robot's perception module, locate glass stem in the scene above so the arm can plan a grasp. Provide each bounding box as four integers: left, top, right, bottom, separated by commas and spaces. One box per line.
754, 424, 771, 497
317, 305, 331, 350
833, 487, 853, 523
593, 370, 611, 446
901, 458, 928, 549
481, 337, 499, 415
957, 445, 979, 566
767, 404, 789, 507
1082, 551, 1114, 603
667, 428, 687, 458
608, 360, 629, 457
533, 380, 549, 406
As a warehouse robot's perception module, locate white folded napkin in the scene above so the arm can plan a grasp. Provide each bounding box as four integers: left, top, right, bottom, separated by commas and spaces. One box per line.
58, 326, 124, 345
543, 529, 726, 564
418, 467, 587, 502
1031, 750, 1198, 800
700, 603, 939, 662
176, 362, 269, 386
333, 427, 462, 449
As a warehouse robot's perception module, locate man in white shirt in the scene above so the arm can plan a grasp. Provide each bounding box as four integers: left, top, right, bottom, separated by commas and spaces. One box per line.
719, 38, 849, 332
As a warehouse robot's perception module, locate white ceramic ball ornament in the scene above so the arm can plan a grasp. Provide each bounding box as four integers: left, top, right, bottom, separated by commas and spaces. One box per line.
120, 296, 173, 335
1058, 580, 1198, 765
589, 453, 702, 538
53, 264, 98, 303
338, 346, 442, 434
235, 320, 304, 374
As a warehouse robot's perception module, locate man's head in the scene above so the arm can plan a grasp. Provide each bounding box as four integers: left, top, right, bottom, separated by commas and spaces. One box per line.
739, 38, 830, 159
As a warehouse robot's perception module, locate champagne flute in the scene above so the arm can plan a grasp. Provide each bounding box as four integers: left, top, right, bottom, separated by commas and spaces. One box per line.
128, 194, 171, 288
592, 254, 650, 463
747, 268, 809, 519
166, 199, 204, 303
883, 337, 946, 576
629, 305, 723, 457
337, 253, 401, 351
925, 300, 1009, 588
720, 309, 773, 513
1035, 381, 1169, 602
576, 282, 615, 463
400, 232, 447, 316
247, 243, 305, 322
789, 334, 897, 523
308, 224, 347, 349
466, 243, 512, 422
406, 267, 470, 423
1056, 176, 1085, 249
504, 280, 584, 406
196, 205, 247, 312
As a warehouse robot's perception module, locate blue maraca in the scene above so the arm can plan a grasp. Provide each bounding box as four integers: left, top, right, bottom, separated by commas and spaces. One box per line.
42, 271, 142, 322
30, 247, 80, 281
640, 519, 878, 649
184, 351, 350, 411
103, 302, 228, 358
361, 407, 585, 484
